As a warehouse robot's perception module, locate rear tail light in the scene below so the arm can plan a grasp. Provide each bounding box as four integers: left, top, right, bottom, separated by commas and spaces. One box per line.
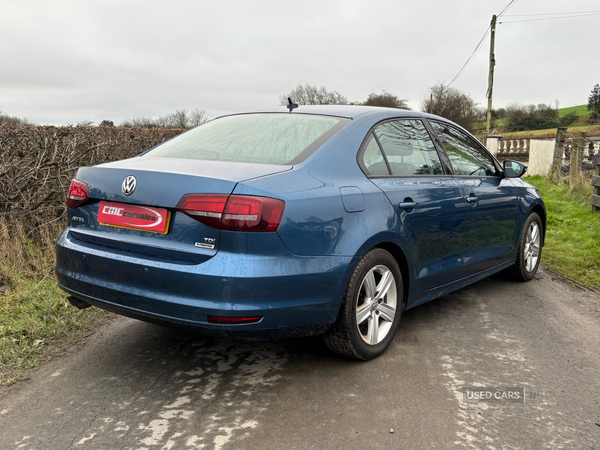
66, 179, 89, 209
207, 315, 263, 324
176, 194, 228, 229
177, 194, 285, 232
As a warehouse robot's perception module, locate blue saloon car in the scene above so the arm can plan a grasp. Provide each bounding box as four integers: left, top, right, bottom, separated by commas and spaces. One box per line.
56, 106, 545, 360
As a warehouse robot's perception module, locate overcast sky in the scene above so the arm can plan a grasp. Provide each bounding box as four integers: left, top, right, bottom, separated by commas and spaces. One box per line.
1, 0, 598, 125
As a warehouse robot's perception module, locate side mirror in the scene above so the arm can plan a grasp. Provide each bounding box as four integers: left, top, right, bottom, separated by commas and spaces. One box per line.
503, 160, 527, 178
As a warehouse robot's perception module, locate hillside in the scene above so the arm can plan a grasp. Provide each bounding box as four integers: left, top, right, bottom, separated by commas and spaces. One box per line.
501, 124, 600, 139
557, 104, 589, 117
473, 104, 594, 133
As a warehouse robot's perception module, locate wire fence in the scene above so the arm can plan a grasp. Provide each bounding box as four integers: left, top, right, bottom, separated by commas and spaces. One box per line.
488, 130, 599, 177
560, 131, 598, 174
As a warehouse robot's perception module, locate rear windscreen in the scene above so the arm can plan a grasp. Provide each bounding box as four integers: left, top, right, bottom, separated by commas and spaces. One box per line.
144, 113, 349, 165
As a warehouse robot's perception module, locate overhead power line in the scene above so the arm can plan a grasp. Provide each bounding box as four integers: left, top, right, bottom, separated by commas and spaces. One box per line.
447, 5, 597, 86
503, 10, 600, 17
447, 25, 490, 87
500, 12, 600, 23
447, 0, 518, 87
496, 0, 518, 17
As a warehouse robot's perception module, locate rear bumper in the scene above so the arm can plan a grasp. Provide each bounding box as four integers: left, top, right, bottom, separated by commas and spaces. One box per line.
55, 229, 353, 340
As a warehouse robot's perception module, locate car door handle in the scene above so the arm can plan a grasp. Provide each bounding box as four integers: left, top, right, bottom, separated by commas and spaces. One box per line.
399, 202, 418, 209
466, 196, 479, 204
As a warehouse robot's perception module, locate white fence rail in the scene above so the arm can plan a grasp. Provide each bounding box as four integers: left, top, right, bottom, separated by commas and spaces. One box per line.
486, 134, 599, 176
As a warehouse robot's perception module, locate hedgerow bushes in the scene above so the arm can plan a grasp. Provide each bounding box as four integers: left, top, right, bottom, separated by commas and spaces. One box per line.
0, 125, 183, 282
0, 125, 183, 232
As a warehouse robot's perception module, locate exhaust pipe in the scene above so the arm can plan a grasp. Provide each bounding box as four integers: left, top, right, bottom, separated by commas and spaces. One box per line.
67, 296, 92, 310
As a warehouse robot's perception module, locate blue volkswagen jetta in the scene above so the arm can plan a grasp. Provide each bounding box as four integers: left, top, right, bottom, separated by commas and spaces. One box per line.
55, 105, 545, 360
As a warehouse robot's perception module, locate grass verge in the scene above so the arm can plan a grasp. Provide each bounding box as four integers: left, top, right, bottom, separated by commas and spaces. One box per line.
526, 175, 600, 291
0, 220, 114, 385
0, 277, 113, 385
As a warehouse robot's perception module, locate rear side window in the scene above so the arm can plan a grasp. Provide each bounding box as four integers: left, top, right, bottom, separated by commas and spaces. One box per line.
362, 134, 390, 176
145, 114, 349, 165
430, 121, 498, 176
372, 119, 443, 176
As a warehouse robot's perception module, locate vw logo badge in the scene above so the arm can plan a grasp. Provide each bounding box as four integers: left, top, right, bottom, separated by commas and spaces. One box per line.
122, 176, 137, 196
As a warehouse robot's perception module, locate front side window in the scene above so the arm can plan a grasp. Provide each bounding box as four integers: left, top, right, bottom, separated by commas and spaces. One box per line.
373, 119, 443, 176
430, 121, 498, 176
145, 114, 349, 165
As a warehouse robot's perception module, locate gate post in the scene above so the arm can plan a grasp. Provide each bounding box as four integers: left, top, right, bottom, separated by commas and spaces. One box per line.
570, 132, 585, 184
551, 127, 567, 179
592, 154, 600, 212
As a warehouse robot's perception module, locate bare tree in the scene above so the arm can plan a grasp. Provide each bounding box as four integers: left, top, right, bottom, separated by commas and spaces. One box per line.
279, 84, 348, 106
0, 109, 34, 125
420, 83, 479, 130
169, 110, 189, 128
189, 108, 207, 127
122, 117, 156, 127
120, 108, 208, 129
154, 113, 172, 128
363, 91, 410, 109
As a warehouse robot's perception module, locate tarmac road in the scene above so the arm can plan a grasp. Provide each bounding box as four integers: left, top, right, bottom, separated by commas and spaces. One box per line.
1, 269, 599, 450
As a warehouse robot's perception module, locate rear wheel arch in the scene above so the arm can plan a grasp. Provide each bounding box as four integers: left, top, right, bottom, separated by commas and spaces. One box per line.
324, 247, 404, 359
328, 238, 411, 323
373, 242, 410, 309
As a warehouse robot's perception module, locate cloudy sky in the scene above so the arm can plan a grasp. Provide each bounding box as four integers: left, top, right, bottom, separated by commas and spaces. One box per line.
1, 0, 598, 125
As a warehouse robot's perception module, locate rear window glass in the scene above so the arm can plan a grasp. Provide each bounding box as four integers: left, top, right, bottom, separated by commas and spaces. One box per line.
144, 113, 349, 165
362, 133, 389, 176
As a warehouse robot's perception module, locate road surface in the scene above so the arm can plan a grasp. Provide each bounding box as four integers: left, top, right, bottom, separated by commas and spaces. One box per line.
1, 269, 599, 449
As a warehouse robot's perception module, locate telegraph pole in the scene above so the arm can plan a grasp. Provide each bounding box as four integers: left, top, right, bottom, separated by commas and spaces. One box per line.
485, 14, 497, 136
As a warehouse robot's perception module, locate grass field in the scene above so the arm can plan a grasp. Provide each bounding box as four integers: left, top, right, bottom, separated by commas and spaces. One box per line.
557, 104, 590, 117
526, 175, 600, 291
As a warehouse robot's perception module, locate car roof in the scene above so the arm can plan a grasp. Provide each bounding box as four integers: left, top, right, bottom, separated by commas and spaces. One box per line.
217, 105, 444, 122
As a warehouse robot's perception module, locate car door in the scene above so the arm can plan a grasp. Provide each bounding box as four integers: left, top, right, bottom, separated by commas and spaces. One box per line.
361, 118, 467, 290
428, 121, 520, 277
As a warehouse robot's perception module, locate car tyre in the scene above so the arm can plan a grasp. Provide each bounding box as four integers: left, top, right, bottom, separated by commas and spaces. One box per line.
324, 248, 403, 360
510, 212, 542, 282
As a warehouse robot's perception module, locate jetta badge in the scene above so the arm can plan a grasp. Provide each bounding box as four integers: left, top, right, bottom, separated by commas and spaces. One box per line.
122, 176, 137, 196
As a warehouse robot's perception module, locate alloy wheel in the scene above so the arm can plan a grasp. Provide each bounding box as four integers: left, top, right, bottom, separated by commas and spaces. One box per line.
355, 265, 397, 345
524, 222, 541, 273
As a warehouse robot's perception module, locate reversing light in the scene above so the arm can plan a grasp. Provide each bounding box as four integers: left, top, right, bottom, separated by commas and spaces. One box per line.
66, 179, 89, 209
177, 194, 285, 232
176, 194, 228, 228
207, 315, 263, 324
